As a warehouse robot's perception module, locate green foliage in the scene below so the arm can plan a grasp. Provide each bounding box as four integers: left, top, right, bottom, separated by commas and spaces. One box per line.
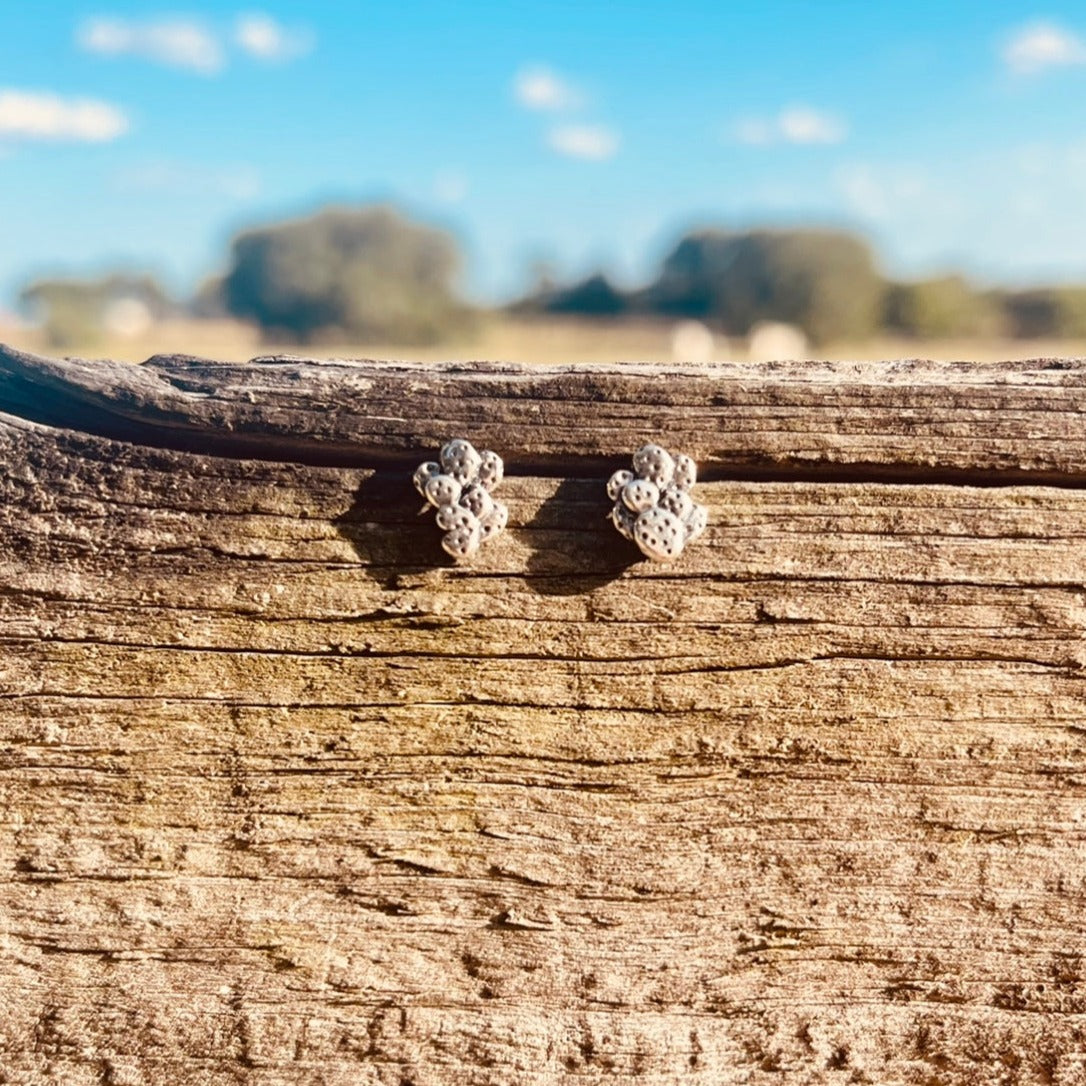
519, 273, 628, 317
883, 276, 1000, 338
221, 205, 473, 344
1051, 288, 1086, 337
644, 228, 884, 345
19, 274, 171, 348
1000, 288, 1086, 339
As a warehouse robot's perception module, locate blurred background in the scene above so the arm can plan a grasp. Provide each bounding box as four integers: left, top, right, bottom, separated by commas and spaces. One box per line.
4, 1, 1086, 364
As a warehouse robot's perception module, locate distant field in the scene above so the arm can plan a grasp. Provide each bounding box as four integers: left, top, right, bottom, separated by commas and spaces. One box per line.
3, 314, 1086, 365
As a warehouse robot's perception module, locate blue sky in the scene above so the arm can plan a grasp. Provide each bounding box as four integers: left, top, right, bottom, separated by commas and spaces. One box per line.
4, 1, 1086, 306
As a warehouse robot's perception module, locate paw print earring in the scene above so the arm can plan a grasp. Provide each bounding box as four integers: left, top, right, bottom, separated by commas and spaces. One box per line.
607, 443, 707, 561
413, 439, 508, 561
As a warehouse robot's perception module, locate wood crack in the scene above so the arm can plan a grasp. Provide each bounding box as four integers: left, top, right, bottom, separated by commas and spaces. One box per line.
8, 343, 1086, 486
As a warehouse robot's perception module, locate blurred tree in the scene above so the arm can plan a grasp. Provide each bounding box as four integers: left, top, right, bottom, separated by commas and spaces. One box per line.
1050, 288, 1086, 338
1000, 288, 1086, 339
523, 252, 559, 297
883, 276, 1000, 338
643, 228, 884, 345
19, 274, 172, 348
221, 205, 472, 344
189, 275, 228, 319
516, 273, 628, 317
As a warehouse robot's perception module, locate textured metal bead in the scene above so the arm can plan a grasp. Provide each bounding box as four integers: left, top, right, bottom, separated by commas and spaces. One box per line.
658, 483, 693, 521
459, 482, 494, 519
607, 469, 634, 502
683, 503, 708, 542
632, 444, 675, 488
435, 504, 479, 533
413, 461, 441, 496
634, 506, 686, 561
479, 500, 508, 541
672, 453, 697, 491
477, 450, 504, 492
424, 473, 462, 509
611, 502, 637, 541
440, 438, 483, 483
442, 523, 481, 560
622, 477, 659, 513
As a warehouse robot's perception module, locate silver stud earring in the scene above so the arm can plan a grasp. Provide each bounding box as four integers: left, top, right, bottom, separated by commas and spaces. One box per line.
413, 439, 508, 561
607, 444, 707, 561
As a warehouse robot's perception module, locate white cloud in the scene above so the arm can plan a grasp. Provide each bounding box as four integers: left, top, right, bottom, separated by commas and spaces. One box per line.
1003, 21, 1086, 75
514, 66, 582, 110
78, 16, 225, 74
0, 90, 128, 142
77, 13, 314, 73
733, 105, 847, 146
778, 107, 847, 145
547, 124, 619, 161
235, 13, 314, 62
114, 160, 261, 200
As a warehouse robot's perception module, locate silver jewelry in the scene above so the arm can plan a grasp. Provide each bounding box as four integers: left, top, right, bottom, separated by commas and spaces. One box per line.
607, 444, 706, 561
414, 439, 507, 560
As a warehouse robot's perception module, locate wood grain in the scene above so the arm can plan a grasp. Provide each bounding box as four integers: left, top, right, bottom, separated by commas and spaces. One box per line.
6, 342, 1086, 481
3, 345, 1086, 1083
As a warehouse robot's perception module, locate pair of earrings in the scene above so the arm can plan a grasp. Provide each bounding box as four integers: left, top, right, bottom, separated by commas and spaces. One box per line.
412, 439, 708, 563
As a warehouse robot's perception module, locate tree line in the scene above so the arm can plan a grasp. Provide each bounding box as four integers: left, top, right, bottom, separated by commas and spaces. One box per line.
19, 205, 1086, 348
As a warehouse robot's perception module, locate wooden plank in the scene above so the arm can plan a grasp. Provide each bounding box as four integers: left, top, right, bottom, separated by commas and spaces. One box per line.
6, 343, 1086, 480
3, 350, 1086, 1082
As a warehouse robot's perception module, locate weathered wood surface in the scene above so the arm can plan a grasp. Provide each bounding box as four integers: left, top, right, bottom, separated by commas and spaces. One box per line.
7, 342, 1086, 481
4, 344, 1086, 1084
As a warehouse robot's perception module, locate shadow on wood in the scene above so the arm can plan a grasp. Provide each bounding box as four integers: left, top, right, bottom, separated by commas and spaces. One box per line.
524, 478, 639, 596
333, 471, 454, 586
